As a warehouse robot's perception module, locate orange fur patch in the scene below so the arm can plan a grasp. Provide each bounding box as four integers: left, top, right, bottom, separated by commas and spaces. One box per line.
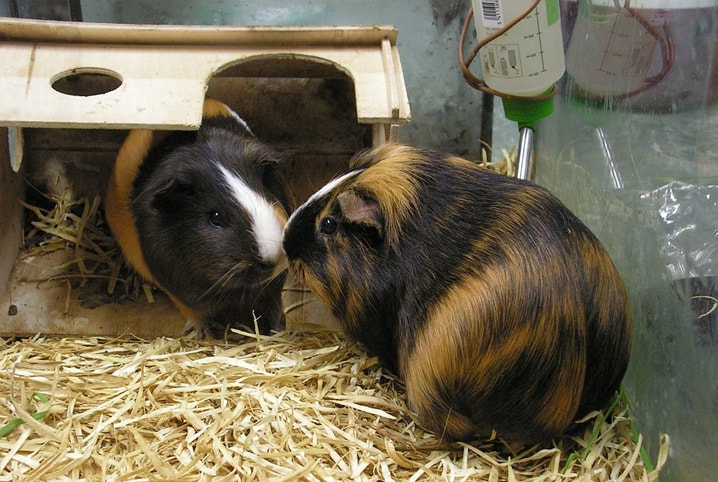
349, 144, 423, 250
201, 98, 234, 118
105, 129, 156, 283
403, 261, 584, 442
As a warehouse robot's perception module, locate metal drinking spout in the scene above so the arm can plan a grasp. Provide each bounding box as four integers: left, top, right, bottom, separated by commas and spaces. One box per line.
516, 126, 534, 181
501, 96, 553, 182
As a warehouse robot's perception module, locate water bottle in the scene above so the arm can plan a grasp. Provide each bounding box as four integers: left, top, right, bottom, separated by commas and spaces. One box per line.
471, 0, 565, 97
470, 0, 566, 179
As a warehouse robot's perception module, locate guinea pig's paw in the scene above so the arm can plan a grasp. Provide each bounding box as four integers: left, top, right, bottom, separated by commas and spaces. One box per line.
121, 269, 148, 299
183, 318, 210, 339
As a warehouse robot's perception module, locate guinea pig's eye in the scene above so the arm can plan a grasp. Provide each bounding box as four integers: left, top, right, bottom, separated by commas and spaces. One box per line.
319, 216, 338, 235
209, 211, 224, 227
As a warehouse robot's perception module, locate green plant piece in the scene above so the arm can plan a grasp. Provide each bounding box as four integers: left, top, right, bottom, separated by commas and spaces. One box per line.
0, 392, 50, 437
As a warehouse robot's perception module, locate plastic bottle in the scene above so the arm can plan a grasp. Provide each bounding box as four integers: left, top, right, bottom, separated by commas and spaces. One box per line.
471, 0, 565, 98
471, 0, 566, 179
565, 0, 667, 98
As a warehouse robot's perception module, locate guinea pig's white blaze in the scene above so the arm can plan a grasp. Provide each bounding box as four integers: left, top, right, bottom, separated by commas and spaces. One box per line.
216, 163, 285, 264
286, 169, 365, 227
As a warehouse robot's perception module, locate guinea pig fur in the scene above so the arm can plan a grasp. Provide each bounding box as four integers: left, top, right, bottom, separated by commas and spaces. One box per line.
105, 98, 289, 338
282, 143, 632, 446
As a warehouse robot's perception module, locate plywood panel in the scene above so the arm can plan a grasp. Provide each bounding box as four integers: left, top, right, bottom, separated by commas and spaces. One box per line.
0, 20, 410, 130
0, 128, 25, 300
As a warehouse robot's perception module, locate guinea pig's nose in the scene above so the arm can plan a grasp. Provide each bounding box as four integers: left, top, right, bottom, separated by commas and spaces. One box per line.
282, 239, 298, 260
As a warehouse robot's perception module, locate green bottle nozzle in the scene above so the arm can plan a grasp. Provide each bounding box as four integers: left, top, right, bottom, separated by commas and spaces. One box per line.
501, 91, 555, 131
500, 89, 555, 180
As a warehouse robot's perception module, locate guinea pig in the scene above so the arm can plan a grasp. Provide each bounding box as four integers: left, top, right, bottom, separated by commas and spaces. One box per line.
105, 98, 289, 337
283, 143, 632, 446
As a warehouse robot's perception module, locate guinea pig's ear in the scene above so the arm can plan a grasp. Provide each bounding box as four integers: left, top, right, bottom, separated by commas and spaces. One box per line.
243, 142, 283, 172
151, 177, 194, 212
337, 190, 384, 241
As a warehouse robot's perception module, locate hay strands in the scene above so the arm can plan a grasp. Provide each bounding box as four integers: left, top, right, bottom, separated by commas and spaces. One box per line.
0, 330, 667, 481
17, 192, 155, 306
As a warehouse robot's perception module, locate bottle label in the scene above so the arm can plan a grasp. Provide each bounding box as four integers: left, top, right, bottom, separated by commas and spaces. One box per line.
479, 0, 505, 29
479, 0, 561, 29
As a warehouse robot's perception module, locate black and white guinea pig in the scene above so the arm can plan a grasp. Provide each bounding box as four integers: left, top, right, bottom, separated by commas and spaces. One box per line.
283, 143, 632, 446
105, 98, 289, 337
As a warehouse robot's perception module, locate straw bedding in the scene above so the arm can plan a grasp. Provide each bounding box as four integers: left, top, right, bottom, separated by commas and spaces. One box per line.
0, 330, 667, 481
1, 164, 668, 481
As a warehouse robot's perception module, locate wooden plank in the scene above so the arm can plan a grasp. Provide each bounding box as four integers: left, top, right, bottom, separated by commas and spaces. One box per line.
1, 253, 339, 337
0, 42, 410, 129
0, 18, 398, 46
0, 128, 25, 300
1, 249, 186, 338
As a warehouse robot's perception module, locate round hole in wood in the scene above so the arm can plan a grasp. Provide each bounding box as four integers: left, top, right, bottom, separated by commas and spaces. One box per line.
51, 68, 123, 96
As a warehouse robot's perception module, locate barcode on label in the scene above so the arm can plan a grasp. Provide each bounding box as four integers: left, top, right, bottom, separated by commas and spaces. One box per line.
480, 0, 504, 28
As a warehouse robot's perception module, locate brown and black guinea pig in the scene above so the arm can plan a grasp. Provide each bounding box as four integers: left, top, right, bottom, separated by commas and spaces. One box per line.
282, 143, 632, 446
105, 98, 289, 337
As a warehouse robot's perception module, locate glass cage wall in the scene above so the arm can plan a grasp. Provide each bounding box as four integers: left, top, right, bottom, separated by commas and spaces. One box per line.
536, 2, 718, 481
